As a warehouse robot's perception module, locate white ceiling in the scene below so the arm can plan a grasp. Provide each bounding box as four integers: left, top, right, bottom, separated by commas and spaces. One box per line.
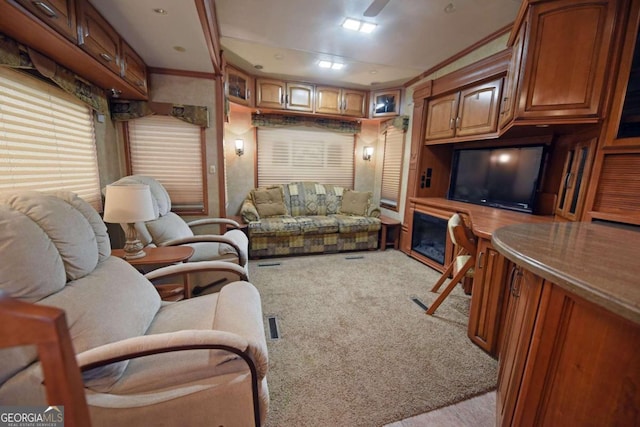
92, 0, 522, 89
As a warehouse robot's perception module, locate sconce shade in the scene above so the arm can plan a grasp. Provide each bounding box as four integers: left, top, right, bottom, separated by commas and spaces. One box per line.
103, 184, 156, 224
363, 146, 374, 161
235, 139, 244, 156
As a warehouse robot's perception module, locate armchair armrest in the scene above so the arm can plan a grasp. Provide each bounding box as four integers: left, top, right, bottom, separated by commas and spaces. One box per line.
160, 234, 248, 268
240, 198, 260, 223
186, 218, 240, 229
144, 261, 248, 282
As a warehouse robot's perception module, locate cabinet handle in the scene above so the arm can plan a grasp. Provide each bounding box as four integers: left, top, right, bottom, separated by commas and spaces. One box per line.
565, 172, 573, 189
285, 94, 289, 105
100, 53, 114, 63
477, 252, 484, 269
280, 94, 284, 104
456, 116, 461, 129
449, 118, 454, 129
247, 89, 251, 100
510, 267, 522, 298
32, 1, 57, 18
135, 80, 145, 87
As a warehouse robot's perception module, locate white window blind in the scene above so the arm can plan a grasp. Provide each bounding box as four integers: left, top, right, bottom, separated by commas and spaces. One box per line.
127, 115, 205, 211
380, 126, 405, 208
257, 127, 354, 187
0, 68, 102, 210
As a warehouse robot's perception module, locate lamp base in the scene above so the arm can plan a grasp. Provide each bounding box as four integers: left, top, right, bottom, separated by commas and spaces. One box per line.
123, 223, 146, 259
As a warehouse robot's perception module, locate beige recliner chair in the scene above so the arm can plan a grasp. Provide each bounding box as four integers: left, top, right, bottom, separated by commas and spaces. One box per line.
0, 190, 269, 426
109, 175, 249, 297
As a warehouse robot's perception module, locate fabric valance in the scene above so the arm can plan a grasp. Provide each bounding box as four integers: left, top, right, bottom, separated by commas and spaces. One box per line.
110, 100, 210, 128
251, 113, 361, 134
381, 115, 410, 133
0, 33, 109, 114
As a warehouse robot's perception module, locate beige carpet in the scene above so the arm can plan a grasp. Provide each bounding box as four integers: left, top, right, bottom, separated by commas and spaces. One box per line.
249, 250, 498, 427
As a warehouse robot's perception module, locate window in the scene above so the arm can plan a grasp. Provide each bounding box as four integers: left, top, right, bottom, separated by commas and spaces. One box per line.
257, 128, 354, 187
0, 68, 102, 210
126, 115, 206, 213
380, 126, 405, 209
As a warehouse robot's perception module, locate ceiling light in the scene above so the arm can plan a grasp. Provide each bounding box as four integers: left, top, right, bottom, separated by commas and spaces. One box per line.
444, 3, 456, 13
342, 18, 361, 31
360, 22, 377, 33
342, 18, 377, 33
369, 70, 378, 75
274, 54, 284, 60
318, 61, 332, 68
173, 46, 186, 52
153, 8, 168, 15
331, 63, 344, 70
254, 64, 264, 69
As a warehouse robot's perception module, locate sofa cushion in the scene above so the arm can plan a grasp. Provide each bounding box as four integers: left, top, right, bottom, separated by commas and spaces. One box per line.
332, 215, 381, 233
248, 216, 301, 237
251, 186, 287, 218
339, 190, 371, 216
295, 216, 339, 235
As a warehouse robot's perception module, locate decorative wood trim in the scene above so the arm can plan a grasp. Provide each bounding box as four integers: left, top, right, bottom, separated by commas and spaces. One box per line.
404, 23, 513, 88
253, 127, 258, 189
195, 0, 222, 76
412, 80, 432, 101
148, 67, 216, 80
431, 49, 511, 97
123, 122, 133, 174
200, 127, 210, 216
215, 76, 227, 218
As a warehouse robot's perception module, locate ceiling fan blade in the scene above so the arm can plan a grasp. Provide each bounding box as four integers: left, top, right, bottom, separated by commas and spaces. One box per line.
363, 0, 390, 17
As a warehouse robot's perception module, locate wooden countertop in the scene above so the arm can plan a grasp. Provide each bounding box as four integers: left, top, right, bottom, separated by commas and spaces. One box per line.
492, 222, 640, 325
410, 197, 554, 239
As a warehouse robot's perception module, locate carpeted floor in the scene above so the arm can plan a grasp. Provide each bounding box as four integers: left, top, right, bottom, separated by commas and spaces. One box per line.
249, 250, 498, 427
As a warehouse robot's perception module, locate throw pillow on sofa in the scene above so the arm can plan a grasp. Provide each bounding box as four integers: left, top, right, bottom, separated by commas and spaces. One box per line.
339, 190, 371, 216
251, 186, 288, 217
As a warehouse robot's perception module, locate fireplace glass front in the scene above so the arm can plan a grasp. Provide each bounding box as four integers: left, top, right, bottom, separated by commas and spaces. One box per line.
411, 212, 447, 265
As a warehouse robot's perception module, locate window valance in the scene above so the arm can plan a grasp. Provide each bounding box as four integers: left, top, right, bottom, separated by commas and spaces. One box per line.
111, 100, 210, 128
381, 115, 410, 133
0, 33, 109, 115
251, 113, 361, 134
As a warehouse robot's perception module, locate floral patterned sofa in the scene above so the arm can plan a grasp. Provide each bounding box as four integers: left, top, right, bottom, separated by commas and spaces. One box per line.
240, 182, 381, 258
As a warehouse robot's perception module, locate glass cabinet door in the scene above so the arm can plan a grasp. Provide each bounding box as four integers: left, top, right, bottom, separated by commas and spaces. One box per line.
226, 67, 253, 107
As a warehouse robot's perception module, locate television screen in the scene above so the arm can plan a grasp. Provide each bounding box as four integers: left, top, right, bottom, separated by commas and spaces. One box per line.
448, 145, 545, 213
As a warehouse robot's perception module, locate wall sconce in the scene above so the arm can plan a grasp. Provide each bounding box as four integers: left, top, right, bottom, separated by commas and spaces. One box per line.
235, 139, 244, 156
363, 146, 374, 161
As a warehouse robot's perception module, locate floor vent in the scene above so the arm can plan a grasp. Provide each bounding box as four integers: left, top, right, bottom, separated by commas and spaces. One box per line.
410, 296, 429, 311
267, 316, 280, 340
257, 262, 281, 267
345, 255, 364, 260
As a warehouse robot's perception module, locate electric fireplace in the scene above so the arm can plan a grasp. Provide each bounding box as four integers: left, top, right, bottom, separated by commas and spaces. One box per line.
411, 211, 447, 265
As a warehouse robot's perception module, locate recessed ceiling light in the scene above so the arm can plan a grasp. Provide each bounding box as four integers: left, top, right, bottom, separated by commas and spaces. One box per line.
173, 46, 186, 52
360, 22, 377, 33
342, 18, 361, 31
153, 8, 168, 15
369, 70, 378, 75
318, 61, 332, 68
254, 64, 264, 70
444, 3, 456, 13
331, 63, 344, 70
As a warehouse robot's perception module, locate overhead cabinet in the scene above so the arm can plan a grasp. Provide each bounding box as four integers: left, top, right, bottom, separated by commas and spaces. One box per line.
77, 1, 121, 77
256, 79, 314, 112
226, 66, 253, 107
425, 78, 503, 142
316, 86, 367, 117
15, 0, 77, 42
501, 0, 618, 126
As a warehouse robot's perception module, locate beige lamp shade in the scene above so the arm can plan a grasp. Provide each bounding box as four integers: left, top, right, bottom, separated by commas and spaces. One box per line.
103, 184, 156, 224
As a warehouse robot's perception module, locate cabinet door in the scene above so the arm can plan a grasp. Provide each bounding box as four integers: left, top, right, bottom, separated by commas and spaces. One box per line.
499, 20, 526, 129
121, 41, 147, 95
457, 78, 502, 137
256, 79, 285, 109
425, 92, 459, 141
77, 2, 120, 76
342, 89, 367, 117
496, 268, 544, 427
315, 86, 342, 114
517, 0, 616, 120
226, 67, 253, 107
468, 238, 508, 357
15, 0, 77, 41
286, 82, 314, 112
555, 138, 594, 221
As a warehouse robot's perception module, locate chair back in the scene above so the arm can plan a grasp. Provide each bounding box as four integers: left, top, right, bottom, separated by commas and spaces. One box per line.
447, 213, 476, 256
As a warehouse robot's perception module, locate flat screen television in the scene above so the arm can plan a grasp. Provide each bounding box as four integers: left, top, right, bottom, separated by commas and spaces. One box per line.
448, 145, 546, 213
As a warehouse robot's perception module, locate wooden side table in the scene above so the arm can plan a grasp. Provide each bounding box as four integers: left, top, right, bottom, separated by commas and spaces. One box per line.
379, 216, 401, 251
112, 246, 194, 301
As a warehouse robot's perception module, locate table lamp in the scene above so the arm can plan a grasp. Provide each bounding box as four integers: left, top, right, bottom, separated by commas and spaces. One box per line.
103, 184, 156, 259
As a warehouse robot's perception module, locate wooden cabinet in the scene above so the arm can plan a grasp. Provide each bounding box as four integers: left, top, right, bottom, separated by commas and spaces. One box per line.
256, 79, 314, 112
120, 41, 147, 95
15, 0, 77, 41
467, 238, 509, 357
371, 89, 400, 117
226, 66, 253, 107
77, 1, 120, 76
316, 86, 367, 117
555, 138, 595, 221
425, 78, 502, 143
499, 20, 526, 129
496, 267, 544, 427
504, 0, 617, 125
